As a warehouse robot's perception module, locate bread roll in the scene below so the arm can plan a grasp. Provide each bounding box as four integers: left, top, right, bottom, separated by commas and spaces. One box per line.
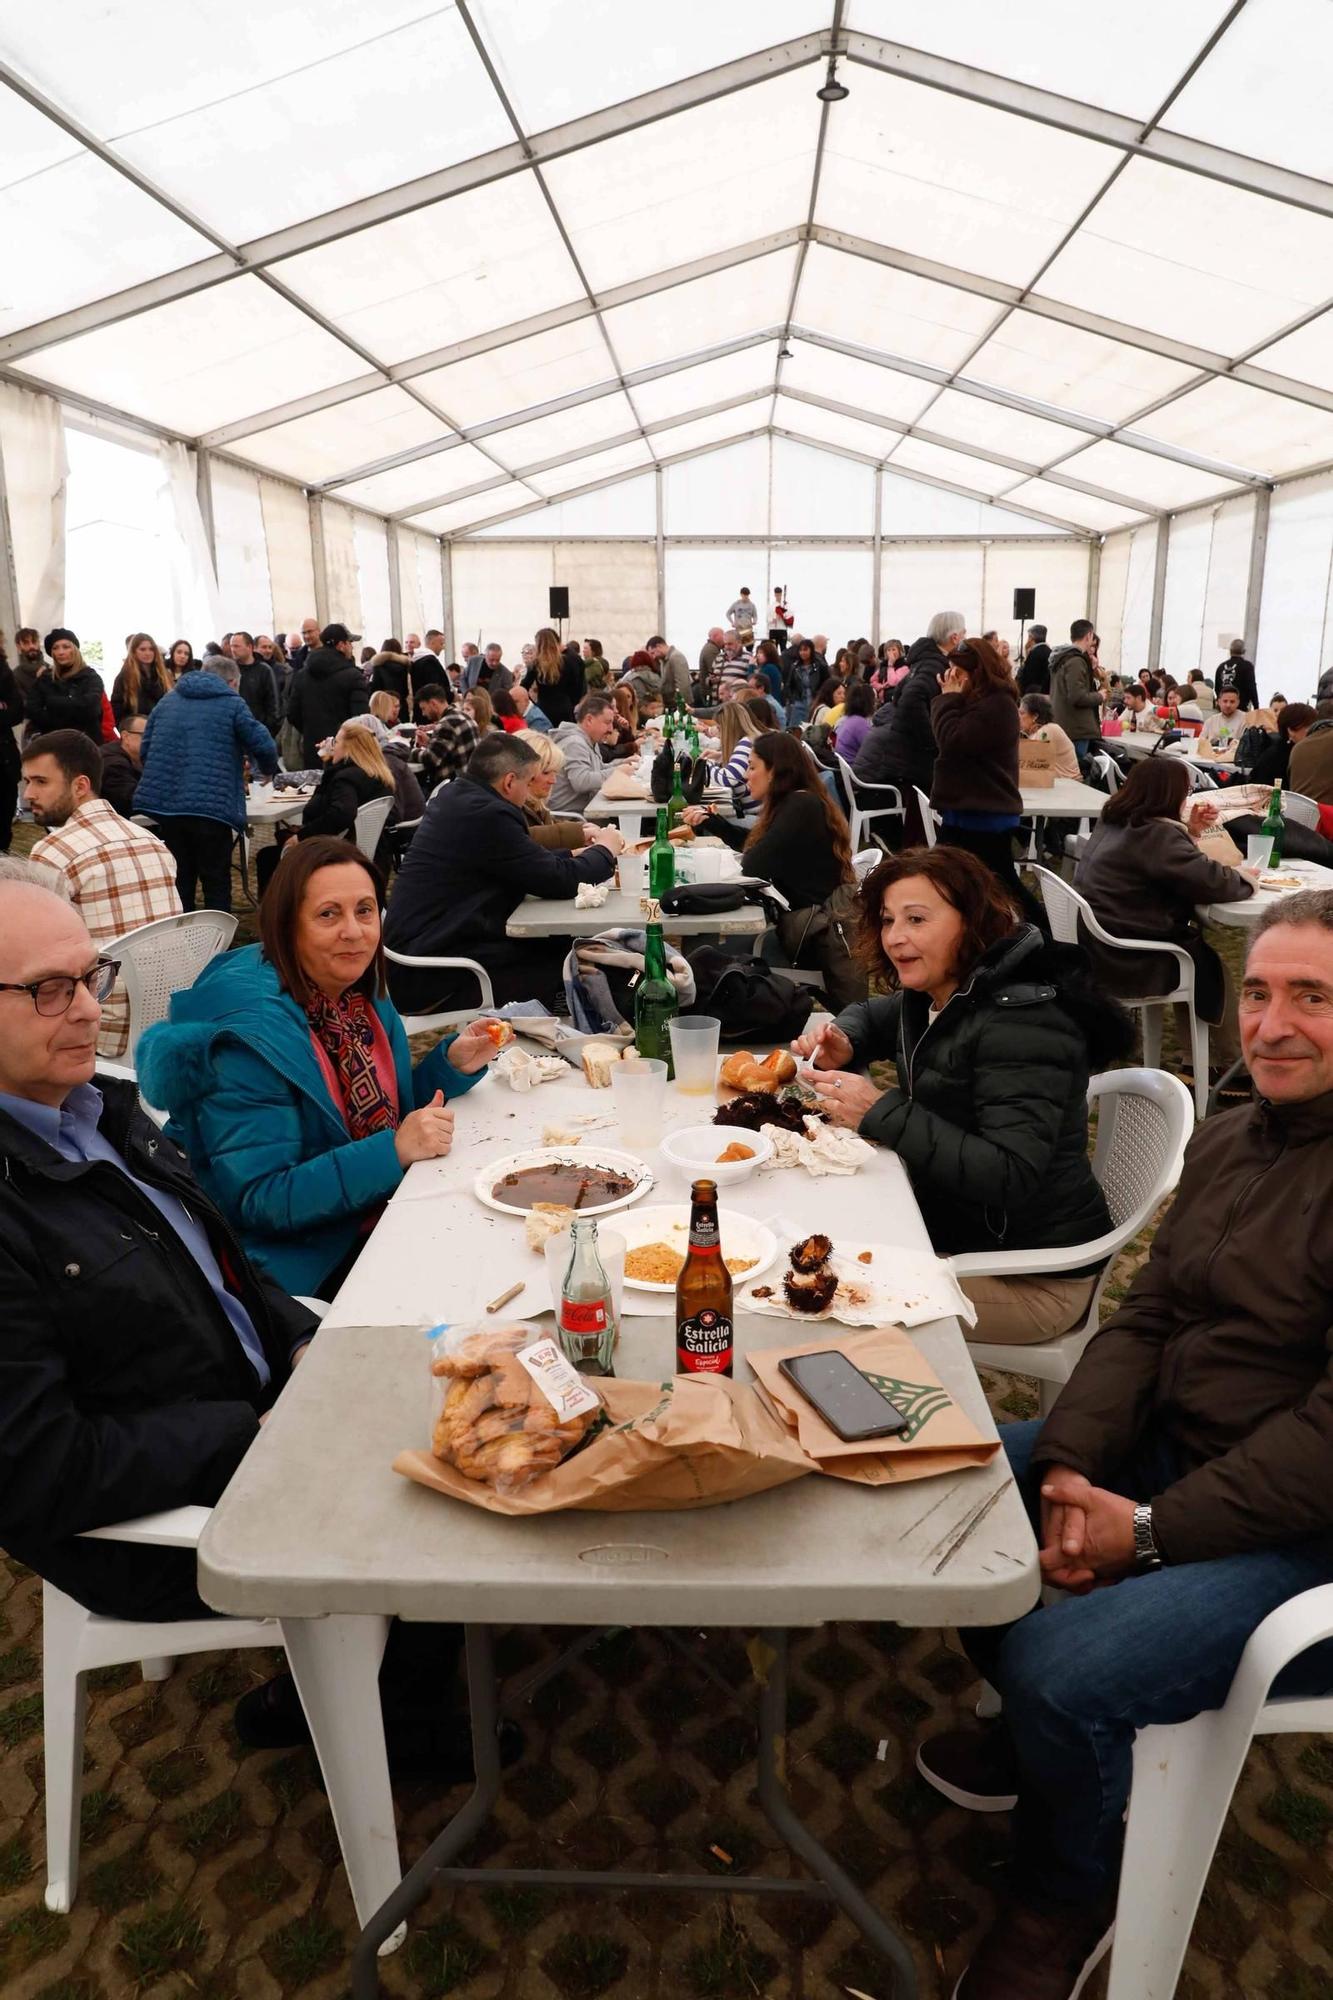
581, 1040, 622, 1088
719, 1050, 756, 1089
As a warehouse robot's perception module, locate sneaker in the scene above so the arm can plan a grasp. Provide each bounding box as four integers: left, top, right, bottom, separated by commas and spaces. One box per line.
916, 1723, 1019, 1813
953, 1899, 1114, 1999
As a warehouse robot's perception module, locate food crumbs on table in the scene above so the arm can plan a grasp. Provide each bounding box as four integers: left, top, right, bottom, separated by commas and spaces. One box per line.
858, 1250, 874, 1264
709, 1844, 733, 1865
751, 1285, 774, 1299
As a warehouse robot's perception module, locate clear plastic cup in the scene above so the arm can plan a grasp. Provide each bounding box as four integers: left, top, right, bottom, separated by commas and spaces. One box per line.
608, 1057, 668, 1146
1246, 834, 1274, 872
669, 1015, 721, 1097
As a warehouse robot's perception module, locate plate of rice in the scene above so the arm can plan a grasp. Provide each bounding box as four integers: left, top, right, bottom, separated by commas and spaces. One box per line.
613, 1205, 778, 1293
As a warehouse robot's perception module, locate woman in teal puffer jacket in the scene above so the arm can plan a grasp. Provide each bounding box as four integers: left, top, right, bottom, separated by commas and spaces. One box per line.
139, 837, 498, 1297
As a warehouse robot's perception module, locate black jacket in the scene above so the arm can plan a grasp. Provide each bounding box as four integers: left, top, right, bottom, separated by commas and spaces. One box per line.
1017, 643, 1051, 696
1215, 656, 1259, 710
286, 647, 370, 766
0, 658, 22, 779
236, 657, 280, 736
524, 653, 585, 729
26, 665, 104, 743
98, 741, 141, 814
384, 772, 616, 998
833, 928, 1132, 1255
0, 1081, 315, 1605
108, 668, 171, 724
300, 759, 395, 842
851, 638, 945, 793
700, 789, 848, 909
368, 651, 413, 708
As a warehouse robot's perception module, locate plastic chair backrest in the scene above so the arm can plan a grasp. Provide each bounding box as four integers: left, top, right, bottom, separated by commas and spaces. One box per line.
108, 911, 237, 1059
852, 848, 880, 881
1031, 864, 1086, 947
354, 796, 394, 858
913, 787, 938, 848
1282, 791, 1321, 829
1088, 1069, 1191, 1231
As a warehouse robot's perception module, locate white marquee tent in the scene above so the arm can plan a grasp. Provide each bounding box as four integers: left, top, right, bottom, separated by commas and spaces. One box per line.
2, 0, 1332, 691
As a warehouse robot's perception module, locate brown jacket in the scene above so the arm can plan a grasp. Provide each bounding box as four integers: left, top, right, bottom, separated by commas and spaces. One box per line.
1074, 817, 1253, 996
1036, 1090, 1333, 1563
1289, 727, 1333, 807
523, 799, 584, 851
930, 687, 1021, 816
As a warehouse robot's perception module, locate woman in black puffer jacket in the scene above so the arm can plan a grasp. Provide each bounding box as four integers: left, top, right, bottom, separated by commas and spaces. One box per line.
793, 843, 1134, 1346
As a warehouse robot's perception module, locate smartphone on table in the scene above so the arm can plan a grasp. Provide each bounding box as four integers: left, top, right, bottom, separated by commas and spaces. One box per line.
778, 1349, 909, 1443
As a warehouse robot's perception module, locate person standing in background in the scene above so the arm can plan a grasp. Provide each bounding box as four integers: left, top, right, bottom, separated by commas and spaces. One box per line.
227, 632, 280, 736
109, 634, 174, 723
0, 639, 22, 848
26, 630, 104, 744
1016, 624, 1051, 695
99, 713, 148, 814
1215, 637, 1259, 711
726, 587, 756, 633
1049, 620, 1102, 755
768, 587, 793, 649
12, 629, 47, 739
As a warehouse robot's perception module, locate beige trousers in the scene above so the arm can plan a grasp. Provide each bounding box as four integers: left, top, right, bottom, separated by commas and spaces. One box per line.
960, 1272, 1097, 1346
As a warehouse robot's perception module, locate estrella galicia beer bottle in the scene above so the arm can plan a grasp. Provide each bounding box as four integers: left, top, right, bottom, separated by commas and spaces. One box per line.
675, 1178, 734, 1377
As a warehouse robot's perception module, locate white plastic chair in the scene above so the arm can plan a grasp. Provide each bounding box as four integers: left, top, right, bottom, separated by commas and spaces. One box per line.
1107, 1584, 1333, 1999
43, 1295, 331, 1916
104, 910, 238, 1061
353, 796, 394, 859
956, 1067, 1192, 1414
852, 847, 880, 882
834, 755, 902, 852
1031, 864, 1211, 1120
912, 786, 940, 849
1281, 790, 1321, 829
384, 946, 496, 1035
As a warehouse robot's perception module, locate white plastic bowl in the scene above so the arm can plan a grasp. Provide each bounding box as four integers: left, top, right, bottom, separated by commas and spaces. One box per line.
661, 1123, 773, 1184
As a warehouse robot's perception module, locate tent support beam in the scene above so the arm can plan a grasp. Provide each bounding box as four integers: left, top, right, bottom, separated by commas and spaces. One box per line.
654, 467, 666, 633
1243, 486, 1271, 652
1148, 516, 1171, 671
309, 495, 329, 629
195, 449, 217, 566
1086, 538, 1102, 625
0, 429, 20, 640
440, 541, 455, 663
871, 466, 883, 647
387, 522, 404, 643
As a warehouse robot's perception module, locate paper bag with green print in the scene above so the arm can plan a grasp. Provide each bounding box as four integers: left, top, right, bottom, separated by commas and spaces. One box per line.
747, 1327, 998, 1484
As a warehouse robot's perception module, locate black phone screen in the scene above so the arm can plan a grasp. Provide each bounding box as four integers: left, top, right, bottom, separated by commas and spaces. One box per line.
778, 1350, 910, 1443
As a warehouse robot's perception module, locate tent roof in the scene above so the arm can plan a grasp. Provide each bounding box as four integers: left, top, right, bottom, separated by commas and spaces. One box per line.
3, 0, 1332, 540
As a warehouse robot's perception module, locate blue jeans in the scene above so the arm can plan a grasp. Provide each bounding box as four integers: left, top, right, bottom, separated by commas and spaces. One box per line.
961, 1420, 1333, 1909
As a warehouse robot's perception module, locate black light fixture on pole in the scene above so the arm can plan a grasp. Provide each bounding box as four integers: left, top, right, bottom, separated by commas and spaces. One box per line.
815, 58, 849, 102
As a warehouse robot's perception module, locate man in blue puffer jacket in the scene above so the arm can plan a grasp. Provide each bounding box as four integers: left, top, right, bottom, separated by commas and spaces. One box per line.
136, 655, 279, 911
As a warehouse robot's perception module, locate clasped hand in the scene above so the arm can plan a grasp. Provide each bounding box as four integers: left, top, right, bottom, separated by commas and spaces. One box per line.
1039, 1465, 1139, 1593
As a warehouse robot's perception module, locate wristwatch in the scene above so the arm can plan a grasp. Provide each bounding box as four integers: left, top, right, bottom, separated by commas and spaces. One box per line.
1133, 1503, 1164, 1573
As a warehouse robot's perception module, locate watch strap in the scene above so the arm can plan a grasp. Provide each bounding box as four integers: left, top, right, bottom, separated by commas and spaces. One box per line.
1133, 1502, 1163, 1571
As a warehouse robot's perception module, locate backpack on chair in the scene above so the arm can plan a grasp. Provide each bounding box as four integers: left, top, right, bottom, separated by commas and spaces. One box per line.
684, 947, 814, 1042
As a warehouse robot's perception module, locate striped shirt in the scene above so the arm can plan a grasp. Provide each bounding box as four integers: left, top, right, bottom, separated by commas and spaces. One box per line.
31, 798, 182, 1058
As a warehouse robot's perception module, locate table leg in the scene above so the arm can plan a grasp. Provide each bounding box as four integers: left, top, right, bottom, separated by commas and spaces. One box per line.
755, 1629, 919, 1998
279, 1614, 403, 1945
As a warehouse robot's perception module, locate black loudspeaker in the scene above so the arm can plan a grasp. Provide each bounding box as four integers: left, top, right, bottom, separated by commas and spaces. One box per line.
1013, 587, 1036, 620
549, 585, 570, 620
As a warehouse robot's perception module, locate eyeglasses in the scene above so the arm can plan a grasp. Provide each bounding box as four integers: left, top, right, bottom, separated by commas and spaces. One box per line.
0, 958, 119, 1017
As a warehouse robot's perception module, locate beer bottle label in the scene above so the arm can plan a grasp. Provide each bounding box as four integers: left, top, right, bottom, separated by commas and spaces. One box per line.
560, 1299, 608, 1336
689, 1211, 720, 1253
677, 1308, 734, 1373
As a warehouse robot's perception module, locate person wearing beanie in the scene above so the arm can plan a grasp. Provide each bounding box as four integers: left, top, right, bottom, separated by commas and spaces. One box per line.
26, 630, 103, 744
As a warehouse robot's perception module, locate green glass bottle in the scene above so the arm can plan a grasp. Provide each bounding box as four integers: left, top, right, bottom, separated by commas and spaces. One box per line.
634, 919, 678, 1075
648, 805, 675, 900
1261, 779, 1285, 868
667, 755, 687, 831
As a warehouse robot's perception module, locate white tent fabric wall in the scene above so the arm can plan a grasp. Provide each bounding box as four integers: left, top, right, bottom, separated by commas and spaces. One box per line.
1161, 495, 1258, 687
396, 529, 439, 642
1255, 471, 1333, 704
1093, 531, 1132, 674
1098, 523, 1160, 677
770, 439, 874, 540
979, 542, 1092, 654
467, 476, 658, 540
159, 442, 221, 644
1160, 511, 1214, 686
665, 548, 771, 651
209, 459, 272, 637
450, 541, 657, 667
1200, 495, 1256, 678
881, 545, 984, 645
351, 511, 392, 648
450, 544, 553, 664
0, 383, 67, 636
663, 441, 770, 539
257, 475, 316, 640
321, 501, 361, 634
772, 549, 874, 646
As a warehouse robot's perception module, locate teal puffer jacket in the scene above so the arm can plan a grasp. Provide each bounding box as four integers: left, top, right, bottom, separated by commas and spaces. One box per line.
138, 945, 484, 1295
834, 927, 1132, 1256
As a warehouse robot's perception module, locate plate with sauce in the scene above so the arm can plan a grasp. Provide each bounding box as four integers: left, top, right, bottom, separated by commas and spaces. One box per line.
476, 1146, 654, 1218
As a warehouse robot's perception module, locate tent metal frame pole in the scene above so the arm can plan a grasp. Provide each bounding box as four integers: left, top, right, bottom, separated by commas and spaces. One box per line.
387, 521, 404, 643
871, 466, 883, 648
654, 467, 666, 634
309, 495, 330, 628
1086, 538, 1102, 625
1242, 486, 1271, 652
0, 430, 20, 640
195, 448, 217, 566
1148, 516, 1171, 671
440, 541, 455, 663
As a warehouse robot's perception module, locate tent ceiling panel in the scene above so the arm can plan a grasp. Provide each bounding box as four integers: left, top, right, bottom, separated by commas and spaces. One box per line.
780, 343, 937, 425
11, 275, 368, 436
792, 242, 1001, 365
482, 392, 641, 472
844, 0, 1233, 120
539, 68, 821, 294
1040, 159, 1333, 356
600, 248, 800, 371
632, 346, 781, 428
638, 409, 771, 460
1249, 310, 1333, 398
1165, 0, 1333, 181
330, 444, 504, 517
227, 387, 456, 485
815, 68, 1114, 288
469, 0, 827, 130
406, 481, 534, 535
527, 439, 655, 498
1000, 479, 1150, 535
1050, 439, 1239, 510
918, 388, 1101, 466
962, 311, 1199, 425
772, 396, 902, 464
278, 172, 583, 364
0, 78, 81, 188
886, 436, 1030, 498
1128, 378, 1333, 480
408, 318, 618, 431
5, 7, 514, 245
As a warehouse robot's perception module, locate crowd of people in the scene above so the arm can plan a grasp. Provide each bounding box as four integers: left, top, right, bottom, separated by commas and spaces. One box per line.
4, 590, 1333, 2000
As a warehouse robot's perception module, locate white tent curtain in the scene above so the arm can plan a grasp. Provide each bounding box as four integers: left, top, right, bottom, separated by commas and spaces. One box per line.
210, 459, 273, 634
157, 440, 221, 644
351, 511, 392, 646
322, 500, 362, 631
258, 475, 317, 640
0, 381, 68, 634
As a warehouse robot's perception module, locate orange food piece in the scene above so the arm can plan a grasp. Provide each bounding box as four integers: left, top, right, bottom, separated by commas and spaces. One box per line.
716, 1142, 755, 1163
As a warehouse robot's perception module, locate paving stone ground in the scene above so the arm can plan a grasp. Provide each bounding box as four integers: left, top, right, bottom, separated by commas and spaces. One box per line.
6, 839, 1329, 1997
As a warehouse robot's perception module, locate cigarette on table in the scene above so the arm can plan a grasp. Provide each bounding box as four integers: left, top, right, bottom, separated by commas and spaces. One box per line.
486, 1282, 525, 1314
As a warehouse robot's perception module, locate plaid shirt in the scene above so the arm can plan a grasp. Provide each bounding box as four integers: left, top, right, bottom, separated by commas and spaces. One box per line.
420, 711, 480, 790
31, 798, 183, 1058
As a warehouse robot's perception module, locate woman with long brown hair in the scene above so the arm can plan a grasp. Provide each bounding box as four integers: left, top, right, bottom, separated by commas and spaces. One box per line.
604, 680, 640, 759
930, 632, 1032, 915
684, 731, 866, 1005
110, 633, 174, 722
523, 624, 584, 727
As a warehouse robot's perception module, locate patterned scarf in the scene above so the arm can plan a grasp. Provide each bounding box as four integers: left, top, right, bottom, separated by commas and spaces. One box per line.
304, 989, 397, 1140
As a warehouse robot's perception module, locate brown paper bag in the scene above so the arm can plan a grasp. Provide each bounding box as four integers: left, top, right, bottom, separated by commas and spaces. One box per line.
394, 1374, 814, 1515
747, 1327, 998, 1486
600, 766, 653, 801
1018, 736, 1057, 787
1196, 824, 1243, 868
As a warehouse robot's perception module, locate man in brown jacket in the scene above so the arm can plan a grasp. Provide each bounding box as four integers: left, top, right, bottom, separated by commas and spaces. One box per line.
920, 890, 1333, 2000
1288, 708, 1333, 805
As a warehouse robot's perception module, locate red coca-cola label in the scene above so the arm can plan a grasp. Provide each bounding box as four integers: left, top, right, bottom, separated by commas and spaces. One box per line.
561, 1299, 608, 1335
677, 1308, 733, 1374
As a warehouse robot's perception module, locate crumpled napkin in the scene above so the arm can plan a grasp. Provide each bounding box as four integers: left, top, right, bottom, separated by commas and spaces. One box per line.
575, 880, 611, 908
761, 1117, 877, 1177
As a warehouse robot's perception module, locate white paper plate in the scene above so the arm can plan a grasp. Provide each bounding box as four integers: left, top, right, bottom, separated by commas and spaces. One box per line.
476, 1146, 653, 1218
737, 1241, 976, 1329
613, 1204, 778, 1293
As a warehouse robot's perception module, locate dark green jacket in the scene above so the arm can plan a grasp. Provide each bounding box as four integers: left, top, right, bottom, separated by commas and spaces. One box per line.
833, 927, 1132, 1255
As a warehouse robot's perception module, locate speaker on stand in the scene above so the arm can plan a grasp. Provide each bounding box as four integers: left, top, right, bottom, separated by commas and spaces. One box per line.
1012, 587, 1036, 661
549, 584, 570, 643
